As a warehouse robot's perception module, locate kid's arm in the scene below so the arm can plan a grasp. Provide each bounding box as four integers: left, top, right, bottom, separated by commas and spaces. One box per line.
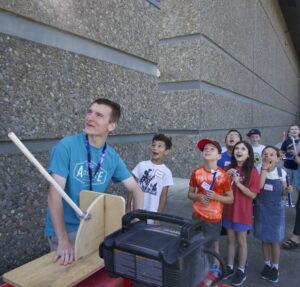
126, 191, 133, 213
188, 186, 209, 205
235, 180, 257, 199
206, 189, 233, 204
295, 154, 300, 165
232, 172, 258, 199
259, 158, 271, 189
260, 157, 271, 189
125, 174, 139, 212
188, 186, 197, 200
157, 186, 169, 213
260, 169, 268, 189
282, 180, 291, 196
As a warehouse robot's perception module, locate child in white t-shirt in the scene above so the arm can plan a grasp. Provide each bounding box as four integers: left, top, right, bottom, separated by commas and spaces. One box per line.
247, 128, 265, 172
126, 134, 173, 216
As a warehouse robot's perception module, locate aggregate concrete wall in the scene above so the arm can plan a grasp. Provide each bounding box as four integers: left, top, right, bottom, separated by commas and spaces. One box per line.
1, 0, 300, 278
158, 0, 300, 177
0, 0, 159, 275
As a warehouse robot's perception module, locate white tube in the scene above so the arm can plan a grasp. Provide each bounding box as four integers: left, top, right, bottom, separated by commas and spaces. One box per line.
292, 137, 297, 152
8, 132, 85, 218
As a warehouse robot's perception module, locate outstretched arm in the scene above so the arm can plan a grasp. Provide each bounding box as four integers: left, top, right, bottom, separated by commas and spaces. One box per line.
158, 186, 169, 213
122, 176, 144, 210
48, 173, 74, 265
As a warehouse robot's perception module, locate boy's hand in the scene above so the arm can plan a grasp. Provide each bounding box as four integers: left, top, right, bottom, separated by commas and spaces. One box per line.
198, 193, 209, 205
206, 189, 216, 200
287, 185, 294, 193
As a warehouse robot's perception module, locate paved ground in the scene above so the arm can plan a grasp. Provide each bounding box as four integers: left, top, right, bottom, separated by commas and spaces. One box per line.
165, 178, 300, 287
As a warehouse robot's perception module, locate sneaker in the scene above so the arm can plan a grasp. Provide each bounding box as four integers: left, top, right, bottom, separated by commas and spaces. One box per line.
260, 264, 272, 280
222, 265, 234, 280
231, 269, 246, 286
268, 267, 279, 283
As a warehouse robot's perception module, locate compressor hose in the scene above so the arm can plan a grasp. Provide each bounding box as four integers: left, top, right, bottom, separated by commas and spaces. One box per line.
203, 248, 227, 287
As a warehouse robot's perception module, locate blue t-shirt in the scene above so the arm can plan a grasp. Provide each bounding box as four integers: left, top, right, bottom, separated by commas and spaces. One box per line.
217, 151, 232, 169
281, 138, 300, 170
44, 133, 131, 236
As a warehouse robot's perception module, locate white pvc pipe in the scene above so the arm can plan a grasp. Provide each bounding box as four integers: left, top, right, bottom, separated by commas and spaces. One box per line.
292, 137, 297, 152
8, 132, 85, 218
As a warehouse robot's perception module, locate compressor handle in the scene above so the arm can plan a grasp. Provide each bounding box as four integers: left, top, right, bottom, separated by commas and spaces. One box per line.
122, 210, 202, 246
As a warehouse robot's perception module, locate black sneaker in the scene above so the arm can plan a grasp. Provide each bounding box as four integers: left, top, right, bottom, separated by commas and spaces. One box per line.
222, 265, 234, 280
231, 269, 246, 286
260, 264, 272, 280
268, 267, 279, 283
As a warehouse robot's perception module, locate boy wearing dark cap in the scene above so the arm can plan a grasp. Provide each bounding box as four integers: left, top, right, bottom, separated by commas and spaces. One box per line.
247, 128, 265, 172
188, 139, 233, 261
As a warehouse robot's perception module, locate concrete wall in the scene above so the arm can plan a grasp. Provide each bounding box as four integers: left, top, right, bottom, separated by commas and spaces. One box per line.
1, 0, 300, 276
159, 0, 300, 177
0, 0, 160, 275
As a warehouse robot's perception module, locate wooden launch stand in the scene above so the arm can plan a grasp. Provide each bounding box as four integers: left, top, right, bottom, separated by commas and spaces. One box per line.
3, 191, 125, 287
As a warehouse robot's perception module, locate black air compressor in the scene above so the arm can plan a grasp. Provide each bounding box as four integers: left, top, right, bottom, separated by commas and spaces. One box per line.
100, 210, 211, 287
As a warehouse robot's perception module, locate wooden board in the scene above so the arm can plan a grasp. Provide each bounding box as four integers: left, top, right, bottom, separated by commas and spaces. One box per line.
3, 252, 103, 287
104, 194, 125, 236
75, 191, 125, 260
3, 191, 125, 287
75, 193, 105, 260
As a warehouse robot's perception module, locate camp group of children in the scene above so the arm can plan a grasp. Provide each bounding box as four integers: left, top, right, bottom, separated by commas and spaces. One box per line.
126, 126, 300, 286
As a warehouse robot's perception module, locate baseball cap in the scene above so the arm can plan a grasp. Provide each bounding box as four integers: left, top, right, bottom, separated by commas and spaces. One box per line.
247, 128, 261, 137
197, 139, 222, 154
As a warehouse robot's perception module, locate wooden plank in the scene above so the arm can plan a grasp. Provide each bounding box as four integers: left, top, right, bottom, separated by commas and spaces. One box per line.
104, 194, 125, 236
3, 252, 103, 287
74, 194, 105, 260
79, 190, 102, 211
3, 191, 125, 287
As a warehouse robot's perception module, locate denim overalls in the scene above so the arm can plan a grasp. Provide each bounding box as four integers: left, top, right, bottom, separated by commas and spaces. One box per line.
254, 167, 285, 242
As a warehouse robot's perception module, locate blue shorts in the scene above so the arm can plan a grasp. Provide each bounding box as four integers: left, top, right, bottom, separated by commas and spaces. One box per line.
223, 219, 251, 232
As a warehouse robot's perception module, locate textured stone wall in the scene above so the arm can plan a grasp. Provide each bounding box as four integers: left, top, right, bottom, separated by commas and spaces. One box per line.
0, 0, 159, 275
1, 0, 300, 278
158, 0, 299, 177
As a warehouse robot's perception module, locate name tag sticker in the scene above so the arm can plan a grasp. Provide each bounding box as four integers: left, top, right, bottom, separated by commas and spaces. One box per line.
201, 182, 211, 190
264, 184, 273, 191
224, 161, 231, 167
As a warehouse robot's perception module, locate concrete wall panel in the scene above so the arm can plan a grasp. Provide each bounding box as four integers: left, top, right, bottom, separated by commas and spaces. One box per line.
0, 152, 50, 274
200, 90, 253, 130
158, 90, 201, 130
253, 80, 297, 114
0, 33, 158, 140
0, 0, 159, 62
199, 0, 255, 69
159, 39, 201, 82
252, 104, 295, 128
200, 40, 254, 98
160, 0, 200, 39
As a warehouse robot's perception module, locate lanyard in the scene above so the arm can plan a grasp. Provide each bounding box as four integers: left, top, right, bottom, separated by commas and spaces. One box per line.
210, 170, 218, 190
85, 134, 107, 191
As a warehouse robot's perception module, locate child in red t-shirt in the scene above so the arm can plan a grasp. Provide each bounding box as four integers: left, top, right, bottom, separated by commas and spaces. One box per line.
222, 141, 260, 286
188, 139, 233, 265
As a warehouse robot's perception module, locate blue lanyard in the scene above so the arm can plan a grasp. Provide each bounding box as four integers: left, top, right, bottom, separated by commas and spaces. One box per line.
85, 134, 107, 191
210, 170, 218, 190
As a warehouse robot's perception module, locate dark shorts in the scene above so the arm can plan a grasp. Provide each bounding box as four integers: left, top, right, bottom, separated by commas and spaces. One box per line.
192, 216, 221, 242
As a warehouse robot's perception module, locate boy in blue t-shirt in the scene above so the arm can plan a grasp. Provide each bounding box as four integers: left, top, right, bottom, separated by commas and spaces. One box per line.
218, 129, 242, 169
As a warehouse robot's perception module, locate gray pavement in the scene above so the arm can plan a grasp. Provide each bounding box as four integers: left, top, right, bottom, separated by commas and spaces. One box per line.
165, 178, 300, 287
